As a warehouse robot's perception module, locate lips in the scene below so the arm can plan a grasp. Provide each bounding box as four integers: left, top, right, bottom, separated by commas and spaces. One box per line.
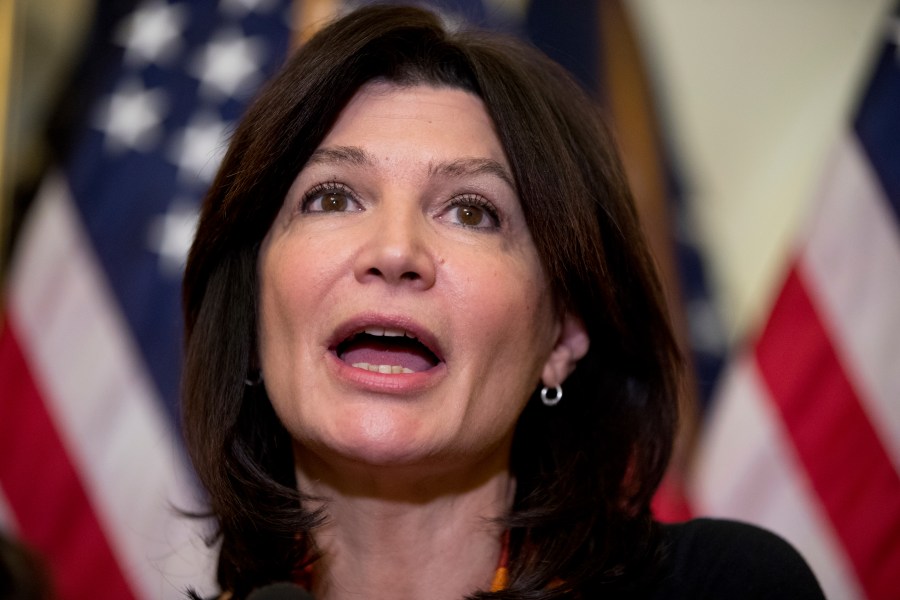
331, 322, 442, 374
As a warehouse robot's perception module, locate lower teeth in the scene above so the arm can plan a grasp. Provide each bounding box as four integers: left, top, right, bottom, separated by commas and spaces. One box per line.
351, 362, 414, 374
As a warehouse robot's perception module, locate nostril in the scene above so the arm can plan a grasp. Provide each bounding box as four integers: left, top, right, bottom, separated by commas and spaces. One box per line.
363, 267, 421, 281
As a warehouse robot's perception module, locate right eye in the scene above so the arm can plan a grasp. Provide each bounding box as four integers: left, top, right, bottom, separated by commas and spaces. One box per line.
301, 183, 361, 213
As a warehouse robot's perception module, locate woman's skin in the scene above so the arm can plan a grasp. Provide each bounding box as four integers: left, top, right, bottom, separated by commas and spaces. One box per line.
257, 82, 589, 600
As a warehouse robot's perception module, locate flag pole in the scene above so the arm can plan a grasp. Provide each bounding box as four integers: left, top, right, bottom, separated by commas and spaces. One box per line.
291, 0, 340, 47
0, 0, 15, 282
599, 0, 699, 520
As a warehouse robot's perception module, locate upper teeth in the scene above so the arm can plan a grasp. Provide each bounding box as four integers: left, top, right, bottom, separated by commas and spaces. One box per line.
364, 326, 415, 339
351, 362, 415, 374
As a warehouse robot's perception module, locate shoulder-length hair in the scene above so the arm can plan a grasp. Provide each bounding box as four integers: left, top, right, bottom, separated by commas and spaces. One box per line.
182, 4, 681, 598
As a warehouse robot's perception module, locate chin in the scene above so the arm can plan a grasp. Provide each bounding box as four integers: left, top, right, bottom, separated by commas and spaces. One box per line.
323, 407, 439, 467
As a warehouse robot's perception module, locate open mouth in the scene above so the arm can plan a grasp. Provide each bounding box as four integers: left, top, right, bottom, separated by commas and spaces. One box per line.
335, 326, 441, 374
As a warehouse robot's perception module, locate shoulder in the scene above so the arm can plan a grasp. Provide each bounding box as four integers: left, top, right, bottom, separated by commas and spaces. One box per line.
649, 518, 825, 600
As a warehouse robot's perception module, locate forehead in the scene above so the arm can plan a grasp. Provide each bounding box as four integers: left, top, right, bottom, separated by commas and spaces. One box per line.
318, 81, 509, 169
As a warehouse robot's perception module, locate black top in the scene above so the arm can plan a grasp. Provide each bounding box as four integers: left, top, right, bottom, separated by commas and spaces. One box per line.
651, 519, 825, 599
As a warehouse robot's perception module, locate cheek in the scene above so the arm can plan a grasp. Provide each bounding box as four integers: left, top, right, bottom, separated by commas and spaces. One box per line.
259, 248, 305, 347
257, 255, 297, 406
449, 253, 557, 384
257, 243, 335, 441
257, 239, 329, 386
260, 233, 345, 329
477, 261, 554, 340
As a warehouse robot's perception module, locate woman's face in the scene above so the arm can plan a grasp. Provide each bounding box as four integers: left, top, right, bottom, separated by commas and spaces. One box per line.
258, 82, 563, 472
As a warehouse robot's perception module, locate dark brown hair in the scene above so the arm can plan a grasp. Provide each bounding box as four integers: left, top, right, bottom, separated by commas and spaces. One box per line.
182, 5, 680, 598
0, 533, 55, 600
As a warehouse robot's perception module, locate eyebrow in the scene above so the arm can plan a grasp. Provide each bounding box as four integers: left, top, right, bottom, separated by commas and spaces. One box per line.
429, 157, 516, 190
306, 145, 373, 167
307, 145, 515, 190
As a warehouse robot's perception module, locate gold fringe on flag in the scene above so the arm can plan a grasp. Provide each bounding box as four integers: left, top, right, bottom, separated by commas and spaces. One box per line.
0, 0, 16, 280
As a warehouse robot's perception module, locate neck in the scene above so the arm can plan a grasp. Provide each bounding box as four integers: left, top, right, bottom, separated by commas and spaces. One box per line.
295, 449, 513, 600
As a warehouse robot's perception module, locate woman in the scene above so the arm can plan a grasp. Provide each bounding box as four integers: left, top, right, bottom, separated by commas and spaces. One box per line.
182, 5, 823, 599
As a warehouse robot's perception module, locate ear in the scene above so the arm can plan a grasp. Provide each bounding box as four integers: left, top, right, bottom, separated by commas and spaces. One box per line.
541, 311, 590, 388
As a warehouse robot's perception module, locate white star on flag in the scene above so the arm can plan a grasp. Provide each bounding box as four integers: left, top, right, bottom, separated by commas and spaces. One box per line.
219, 0, 279, 17
483, 0, 528, 22
167, 110, 232, 183
93, 78, 169, 153
188, 28, 266, 99
114, 0, 190, 66
147, 200, 199, 276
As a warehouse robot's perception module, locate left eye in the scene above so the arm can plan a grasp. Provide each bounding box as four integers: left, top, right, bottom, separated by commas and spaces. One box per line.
301, 184, 361, 213
316, 191, 352, 212
444, 200, 499, 229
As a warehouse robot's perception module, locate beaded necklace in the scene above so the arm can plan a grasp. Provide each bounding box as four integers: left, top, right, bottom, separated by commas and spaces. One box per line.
489, 530, 510, 591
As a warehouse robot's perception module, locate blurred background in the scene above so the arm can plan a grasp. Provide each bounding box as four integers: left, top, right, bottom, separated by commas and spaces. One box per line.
1, 0, 897, 598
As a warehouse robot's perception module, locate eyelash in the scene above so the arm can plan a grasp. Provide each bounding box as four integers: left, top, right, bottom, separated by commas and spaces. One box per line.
298, 182, 502, 229
299, 181, 358, 212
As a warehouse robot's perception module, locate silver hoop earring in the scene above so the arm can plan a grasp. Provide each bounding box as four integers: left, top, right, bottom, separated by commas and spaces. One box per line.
541, 384, 562, 407
244, 369, 263, 387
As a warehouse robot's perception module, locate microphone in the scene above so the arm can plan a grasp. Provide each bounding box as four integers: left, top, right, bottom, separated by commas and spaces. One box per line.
246, 582, 316, 600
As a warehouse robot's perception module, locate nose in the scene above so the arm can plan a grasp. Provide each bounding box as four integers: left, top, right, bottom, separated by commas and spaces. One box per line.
353, 200, 436, 290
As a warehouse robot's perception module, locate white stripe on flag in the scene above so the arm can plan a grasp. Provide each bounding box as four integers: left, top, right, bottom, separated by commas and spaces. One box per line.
800, 133, 900, 472
690, 357, 864, 600
8, 174, 216, 599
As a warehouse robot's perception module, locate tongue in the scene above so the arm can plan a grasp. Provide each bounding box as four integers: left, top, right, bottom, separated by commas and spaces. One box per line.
340, 338, 437, 372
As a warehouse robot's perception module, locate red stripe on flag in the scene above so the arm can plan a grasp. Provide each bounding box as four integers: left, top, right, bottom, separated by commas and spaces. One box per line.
755, 266, 900, 600
0, 317, 137, 600
652, 475, 694, 523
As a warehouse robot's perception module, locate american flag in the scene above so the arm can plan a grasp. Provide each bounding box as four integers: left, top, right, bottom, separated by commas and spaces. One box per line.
688, 5, 900, 599
0, 1, 292, 598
